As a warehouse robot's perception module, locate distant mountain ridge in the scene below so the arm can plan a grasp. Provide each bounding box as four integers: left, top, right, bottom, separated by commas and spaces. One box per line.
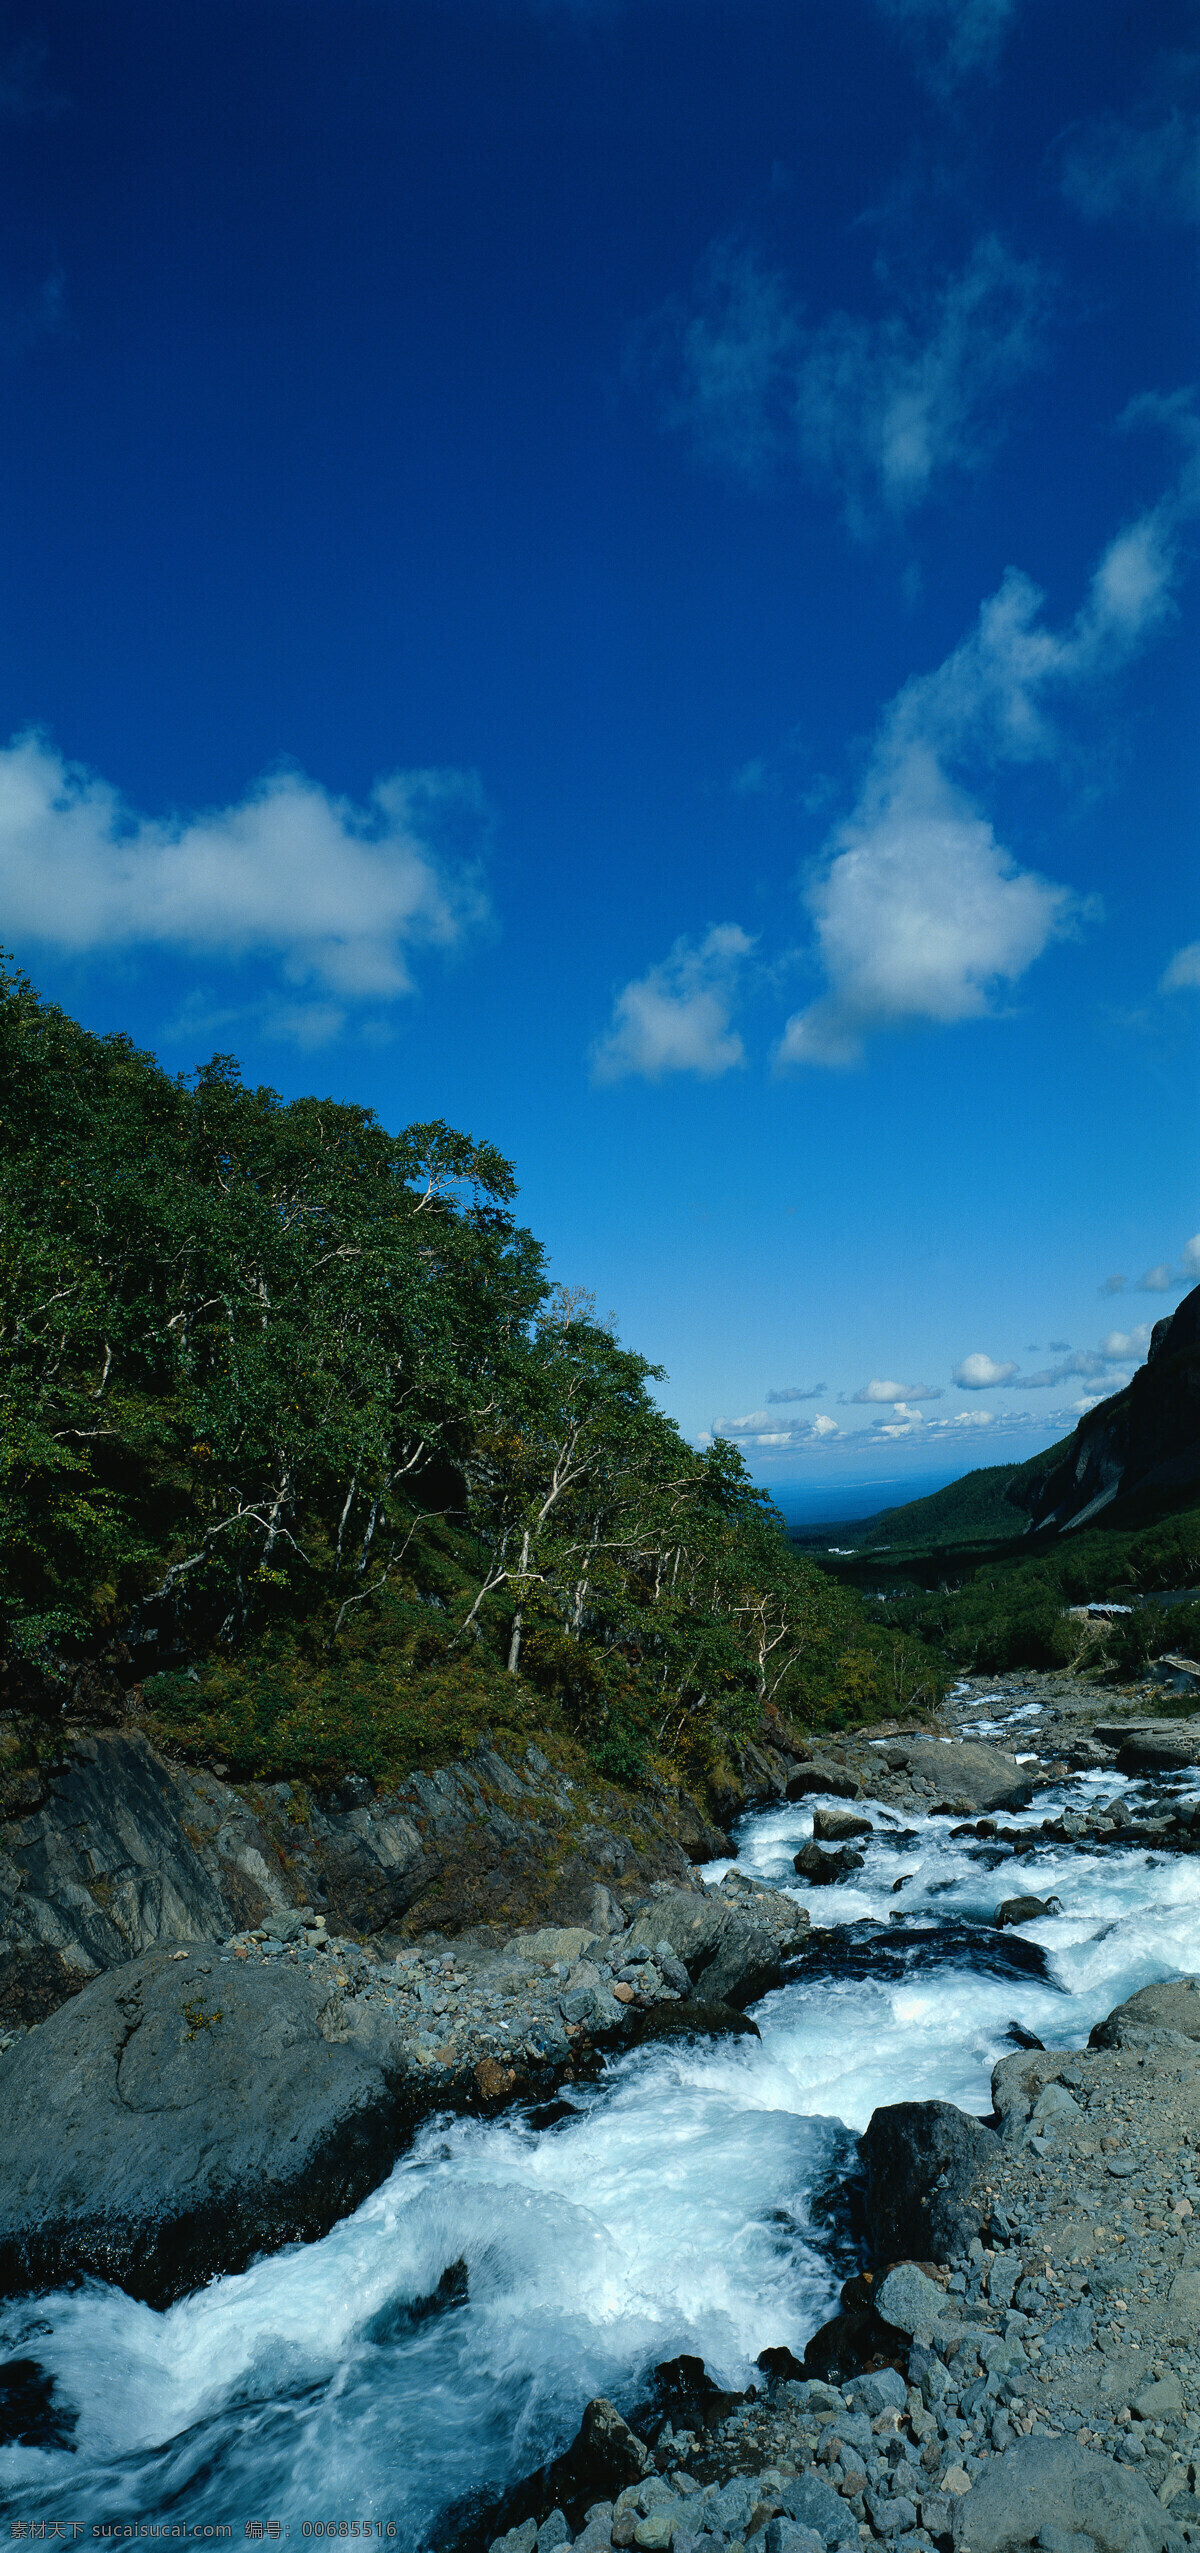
809, 1445, 1070, 1556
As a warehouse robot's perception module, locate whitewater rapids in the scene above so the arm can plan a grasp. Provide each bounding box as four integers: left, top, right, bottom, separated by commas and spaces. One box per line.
5, 1686, 1200, 2541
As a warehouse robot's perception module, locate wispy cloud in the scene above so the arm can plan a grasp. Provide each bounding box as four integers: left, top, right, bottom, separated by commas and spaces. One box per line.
777, 427, 1199, 1070
659, 234, 1047, 532
1162, 940, 1200, 992
0, 33, 66, 122
766, 1383, 826, 1403
874, 0, 1019, 93
1101, 1233, 1200, 1294
1062, 56, 1200, 228
849, 1377, 943, 1403
591, 923, 754, 1084
0, 734, 490, 1035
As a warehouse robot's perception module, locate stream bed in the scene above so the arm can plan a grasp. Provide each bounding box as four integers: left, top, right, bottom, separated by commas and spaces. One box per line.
5, 1683, 1200, 2540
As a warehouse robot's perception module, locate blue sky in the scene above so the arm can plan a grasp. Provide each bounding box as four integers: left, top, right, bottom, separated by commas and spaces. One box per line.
0, 0, 1197, 1513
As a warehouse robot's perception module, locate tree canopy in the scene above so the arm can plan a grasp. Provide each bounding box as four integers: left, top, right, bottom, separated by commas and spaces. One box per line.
0, 965, 941, 1787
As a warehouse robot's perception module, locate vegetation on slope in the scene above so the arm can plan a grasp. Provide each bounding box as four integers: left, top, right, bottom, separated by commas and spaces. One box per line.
818, 1472, 1200, 1679
806, 1448, 1070, 1562
0, 966, 943, 1802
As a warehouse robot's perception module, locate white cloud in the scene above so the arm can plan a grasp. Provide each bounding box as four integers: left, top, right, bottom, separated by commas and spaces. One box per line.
1102, 1233, 1200, 1294
1063, 69, 1200, 228
1100, 1324, 1152, 1362
954, 1326, 1152, 1394
766, 1383, 826, 1403
717, 1408, 840, 1450
777, 751, 1075, 1067
664, 235, 1046, 530
1162, 941, 1200, 991
953, 1352, 1018, 1388
591, 923, 754, 1083
776, 439, 1199, 1068
0, 734, 490, 1027
850, 1377, 943, 1403
874, 0, 1018, 90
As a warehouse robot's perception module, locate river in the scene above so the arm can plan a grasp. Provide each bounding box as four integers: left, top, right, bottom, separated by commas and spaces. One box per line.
5, 1683, 1200, 2540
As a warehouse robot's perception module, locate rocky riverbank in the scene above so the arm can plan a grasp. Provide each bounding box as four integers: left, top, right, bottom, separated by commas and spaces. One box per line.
6, 1662, 1200, 2524
0, 1870, 808, 2301
465, 1968, 1200, 2553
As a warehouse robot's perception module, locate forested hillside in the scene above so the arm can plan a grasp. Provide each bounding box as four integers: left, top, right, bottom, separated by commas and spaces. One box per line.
815, 1449, 1070, 1559
0, 967, 941, 1802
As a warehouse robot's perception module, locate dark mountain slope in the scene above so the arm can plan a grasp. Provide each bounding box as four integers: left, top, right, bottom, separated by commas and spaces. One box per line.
1014, 1285, 1200, 1533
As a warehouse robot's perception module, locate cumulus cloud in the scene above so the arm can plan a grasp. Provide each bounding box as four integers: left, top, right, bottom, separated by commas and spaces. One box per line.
953, 1352, 1018, 1389
1063, 56, 1200, 227
776, 433, 1199, 1068
591, 924, 754, 1084
663, 234, 1045, 530
765, 1383, 826, 1402
1162, 941, 1200, 991
874, 0, 1018, 90
850, 1377, 943, 1403
0, 733, 490, 1033
1099, 1324, 1152, 1361
1139, 1264, 1176, 1294
776, 751, 1076, 1067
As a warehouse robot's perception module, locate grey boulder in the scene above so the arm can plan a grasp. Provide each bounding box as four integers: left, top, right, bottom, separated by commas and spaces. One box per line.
765, 2526, 825, 2553
625, 1884, 808, 2010
0, 1945, 415, 2302
778, 2472, 848, 2543
793, 1842, 865, 1885
995, 1896, 1053, 1929
881, 1739, 1037, 1813
1089, 1978, 1200, 2050
811, 1807, 873, 1843
876, 2261, 947, 2339
950, 2438, 1182, 2553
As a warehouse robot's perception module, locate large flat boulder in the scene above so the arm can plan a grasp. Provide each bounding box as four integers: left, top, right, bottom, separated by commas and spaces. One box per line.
950, 2436, 1180, 2553
0, 1946, 414, 2303
880, 1738, 1037, 1812
1092, 1720, 1200, 1774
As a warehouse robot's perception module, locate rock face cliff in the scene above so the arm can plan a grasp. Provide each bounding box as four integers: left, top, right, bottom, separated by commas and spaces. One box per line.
0, 1716, 816, 2036
1016, 1281, 1200, 1533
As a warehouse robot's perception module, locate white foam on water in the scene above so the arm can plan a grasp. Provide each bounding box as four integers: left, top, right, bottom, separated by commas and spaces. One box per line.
5, 1760, 1200, 2538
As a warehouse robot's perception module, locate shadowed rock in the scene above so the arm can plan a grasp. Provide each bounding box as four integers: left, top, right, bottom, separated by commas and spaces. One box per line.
794, 1840, 865, 1885
862, 2098, 997, 2263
